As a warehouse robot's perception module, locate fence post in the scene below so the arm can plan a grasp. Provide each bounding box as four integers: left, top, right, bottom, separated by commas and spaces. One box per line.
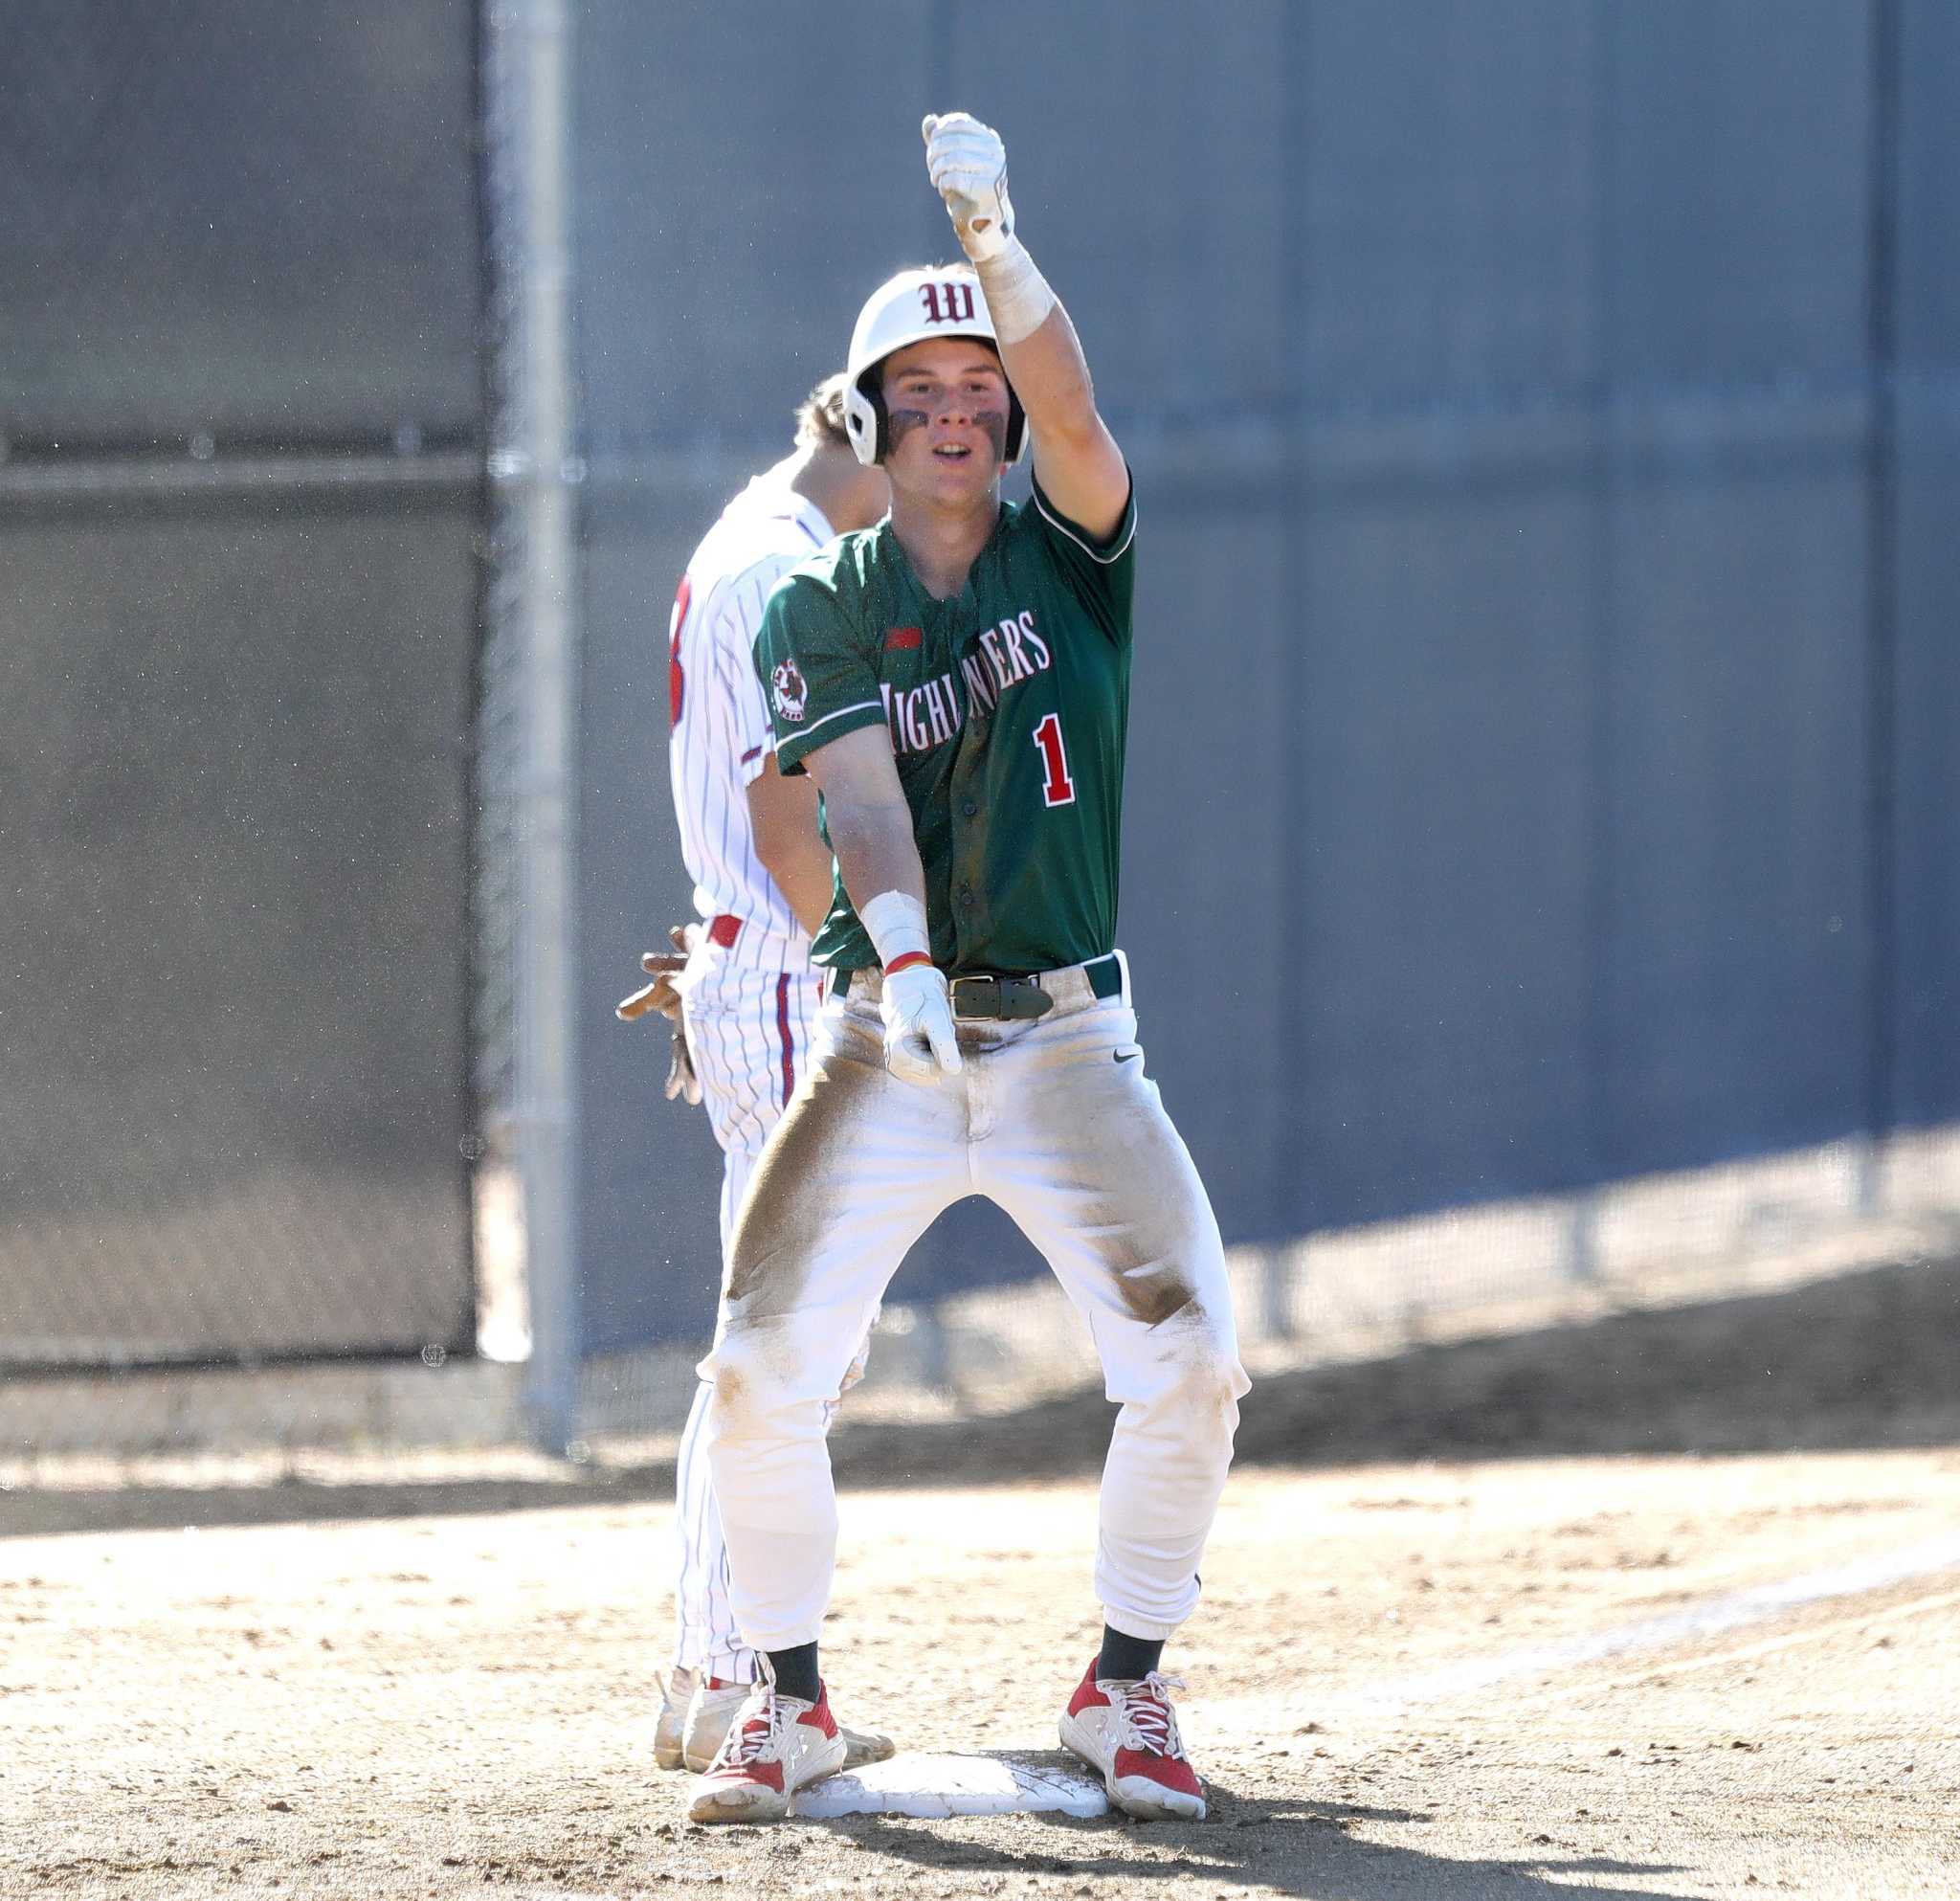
1259, 1241, 1297, 1342
487, 0, 584, 1455
1563, 1190, 1601, 1286
1861, 0, 1901, 1202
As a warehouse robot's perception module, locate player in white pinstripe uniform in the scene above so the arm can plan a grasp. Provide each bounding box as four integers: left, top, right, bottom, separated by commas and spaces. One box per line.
618, 375, 893, 1776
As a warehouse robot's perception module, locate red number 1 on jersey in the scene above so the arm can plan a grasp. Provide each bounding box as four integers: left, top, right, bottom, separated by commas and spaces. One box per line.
1032, 711, 1077, 807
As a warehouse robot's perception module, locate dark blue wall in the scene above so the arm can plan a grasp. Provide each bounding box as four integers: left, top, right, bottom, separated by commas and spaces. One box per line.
572, 0, 1960, 1350
1892, 0, 1960, 1129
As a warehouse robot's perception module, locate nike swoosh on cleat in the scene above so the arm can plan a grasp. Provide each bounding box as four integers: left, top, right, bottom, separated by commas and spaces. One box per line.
1114, 1051, 1140, 1063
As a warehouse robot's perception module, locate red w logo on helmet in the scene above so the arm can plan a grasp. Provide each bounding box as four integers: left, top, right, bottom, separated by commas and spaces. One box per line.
918, 280, 976, 325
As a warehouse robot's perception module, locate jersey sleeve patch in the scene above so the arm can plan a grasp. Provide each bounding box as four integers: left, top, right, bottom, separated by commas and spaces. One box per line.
1028, 471, 1138, 645
755, 572, 887, 775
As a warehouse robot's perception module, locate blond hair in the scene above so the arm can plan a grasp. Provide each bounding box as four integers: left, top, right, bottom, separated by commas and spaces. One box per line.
794, 371, 853, 450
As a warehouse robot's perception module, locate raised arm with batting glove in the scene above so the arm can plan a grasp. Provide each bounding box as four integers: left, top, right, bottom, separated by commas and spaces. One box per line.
922, 111, 1129, 540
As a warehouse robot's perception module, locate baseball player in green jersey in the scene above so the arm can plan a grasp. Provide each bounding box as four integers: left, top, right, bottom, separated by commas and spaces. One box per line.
685, 111, 1250, 1826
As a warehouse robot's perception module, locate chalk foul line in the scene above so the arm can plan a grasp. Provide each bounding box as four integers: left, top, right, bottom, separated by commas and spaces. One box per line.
1370, 1532, 1960, 1710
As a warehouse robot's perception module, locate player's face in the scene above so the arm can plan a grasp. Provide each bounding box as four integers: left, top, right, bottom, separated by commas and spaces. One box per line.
880, 338, 1011, 506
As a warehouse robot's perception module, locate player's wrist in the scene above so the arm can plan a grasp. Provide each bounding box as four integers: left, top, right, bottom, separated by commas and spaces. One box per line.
859, 889, 932, 972
972, 237, 1056, 346
955, 214, 1013, 267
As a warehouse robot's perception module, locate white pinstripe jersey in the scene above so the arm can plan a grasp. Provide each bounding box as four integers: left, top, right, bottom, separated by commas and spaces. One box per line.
665, 468, 835, 973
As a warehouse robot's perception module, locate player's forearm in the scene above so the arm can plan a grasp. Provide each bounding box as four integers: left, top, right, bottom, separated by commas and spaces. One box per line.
977, 272, 1099, 444
746, 762, 836, 937
822, 795, 929, 926
803, 726, 932, 969
756, 827, 836, 939
989, 259, 1127, 537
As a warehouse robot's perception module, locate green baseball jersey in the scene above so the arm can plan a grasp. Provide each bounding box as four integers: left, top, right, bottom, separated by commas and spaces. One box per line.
756, 475, 1137, 974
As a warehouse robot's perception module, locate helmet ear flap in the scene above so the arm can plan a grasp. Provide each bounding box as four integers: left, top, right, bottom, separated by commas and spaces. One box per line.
865, 380, 891, 464
1004, 390, 1028, 466
843, 371, 886, 467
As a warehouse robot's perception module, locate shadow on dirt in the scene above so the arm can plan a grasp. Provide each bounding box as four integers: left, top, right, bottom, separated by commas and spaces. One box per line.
813, 1773, 1702, 1901
836, 1250, 1960, 1485
8, 1254, 1956, 1539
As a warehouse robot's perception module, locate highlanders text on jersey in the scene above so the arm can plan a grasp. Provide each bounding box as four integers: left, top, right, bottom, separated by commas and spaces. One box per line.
667, 477, 834, 970
755, 475, 1137, 975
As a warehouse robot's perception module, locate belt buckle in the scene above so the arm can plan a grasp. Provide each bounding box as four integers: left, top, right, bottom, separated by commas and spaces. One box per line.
948, 973, 1003, 1019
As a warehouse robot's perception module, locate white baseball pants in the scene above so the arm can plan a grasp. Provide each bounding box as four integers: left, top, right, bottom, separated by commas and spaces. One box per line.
702, 954, 1250, 1652
671, 948, 827, 1683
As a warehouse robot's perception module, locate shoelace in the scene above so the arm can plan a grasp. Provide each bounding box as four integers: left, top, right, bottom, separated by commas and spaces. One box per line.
1116, 1671, 1189, 1757
719, 1689, 790, 1770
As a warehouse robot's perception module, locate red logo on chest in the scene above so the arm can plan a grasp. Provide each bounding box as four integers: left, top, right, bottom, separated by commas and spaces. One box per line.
885, 626, 924, 651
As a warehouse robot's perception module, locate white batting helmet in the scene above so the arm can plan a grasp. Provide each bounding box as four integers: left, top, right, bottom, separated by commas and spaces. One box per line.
842, 264, 1028, 468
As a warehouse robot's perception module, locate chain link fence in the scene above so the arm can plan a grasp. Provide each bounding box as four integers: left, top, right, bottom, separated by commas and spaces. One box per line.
0, 0, 480, 452
1, 3, 484, 1378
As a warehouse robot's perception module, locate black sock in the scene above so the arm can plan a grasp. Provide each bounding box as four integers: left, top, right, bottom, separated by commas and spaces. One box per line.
1096, 1625, 1164, 1683
766, 1642, 821, 1704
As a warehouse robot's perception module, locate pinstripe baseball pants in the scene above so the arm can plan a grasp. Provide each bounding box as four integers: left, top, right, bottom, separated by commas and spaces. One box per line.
672, 951, 838, 1682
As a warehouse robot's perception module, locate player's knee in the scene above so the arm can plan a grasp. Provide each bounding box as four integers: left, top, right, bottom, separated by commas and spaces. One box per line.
1193, 1349, 1250, 1427
1119, 1346, 1246, 1437
1163, 1326, 1251, 1442
708, 1359, 754, 1430
702, 1334, 819, 1441
702, 1341, 774, 1436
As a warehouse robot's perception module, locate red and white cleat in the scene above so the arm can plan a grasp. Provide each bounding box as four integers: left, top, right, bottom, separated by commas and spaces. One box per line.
684, 1673, 895, 1774
685, 1679, 847, 1824
680, 1674, 751, 1774
1058, 1661, 1208, 1822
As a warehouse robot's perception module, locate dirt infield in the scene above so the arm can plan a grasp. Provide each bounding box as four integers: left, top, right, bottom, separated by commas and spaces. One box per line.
4, 1259, 1958, 1899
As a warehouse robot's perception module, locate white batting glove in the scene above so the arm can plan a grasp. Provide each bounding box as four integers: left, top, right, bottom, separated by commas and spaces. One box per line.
880, 961, 964, 1083
923, 112, 1016, 263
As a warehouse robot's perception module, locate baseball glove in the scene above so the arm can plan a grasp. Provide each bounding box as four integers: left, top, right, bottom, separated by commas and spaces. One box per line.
615, 924, 702, 1106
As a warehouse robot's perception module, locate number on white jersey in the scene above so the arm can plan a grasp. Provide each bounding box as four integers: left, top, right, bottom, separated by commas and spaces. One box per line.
668, 574, 693, 723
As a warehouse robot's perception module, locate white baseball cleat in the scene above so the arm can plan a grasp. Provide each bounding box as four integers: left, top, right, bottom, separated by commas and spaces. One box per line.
1058, 1661, 1208, 1822
680, 1675, 752, 1773
654, 1664, 698, 1772
684, 1672, 896, 1774
686, 1679, 847, 1823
